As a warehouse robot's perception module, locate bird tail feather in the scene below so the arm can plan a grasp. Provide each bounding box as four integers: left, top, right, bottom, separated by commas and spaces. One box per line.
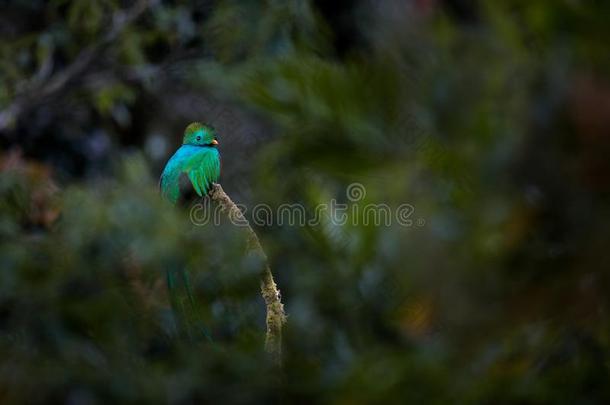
166, 266, 212, 342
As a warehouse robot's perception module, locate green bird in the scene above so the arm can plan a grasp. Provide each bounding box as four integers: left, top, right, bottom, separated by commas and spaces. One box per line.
160, 122, 221, 205
159, 122, 221, 341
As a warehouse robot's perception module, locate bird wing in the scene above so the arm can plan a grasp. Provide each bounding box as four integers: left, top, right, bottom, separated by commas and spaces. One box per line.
160, 146, 220, 203
183, 147, 221, 197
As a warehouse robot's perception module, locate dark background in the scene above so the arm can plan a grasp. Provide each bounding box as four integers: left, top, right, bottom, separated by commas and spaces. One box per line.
1, 0, 610, 403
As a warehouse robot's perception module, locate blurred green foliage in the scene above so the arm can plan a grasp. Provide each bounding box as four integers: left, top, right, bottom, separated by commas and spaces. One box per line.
2, 0, 610, 403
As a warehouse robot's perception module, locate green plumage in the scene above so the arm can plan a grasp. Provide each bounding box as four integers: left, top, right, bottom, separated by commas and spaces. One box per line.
160, 122, 221, 204
159, 122, 221, 341
166, 264, 212, 342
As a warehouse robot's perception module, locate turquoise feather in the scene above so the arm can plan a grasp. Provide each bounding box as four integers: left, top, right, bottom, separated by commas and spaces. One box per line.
160, 145, 220, 203
160, 122, 221, 204
166, 264, 212, 342
159, 122, 221, 342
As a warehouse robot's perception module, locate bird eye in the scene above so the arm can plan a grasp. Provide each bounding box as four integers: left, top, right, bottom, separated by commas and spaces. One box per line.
196, 136, 201, 141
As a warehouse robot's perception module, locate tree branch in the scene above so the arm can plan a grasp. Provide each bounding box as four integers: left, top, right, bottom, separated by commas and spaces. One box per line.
208, 183, 286, 364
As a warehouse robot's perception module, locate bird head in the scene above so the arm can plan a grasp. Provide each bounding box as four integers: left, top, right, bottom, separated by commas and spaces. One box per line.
182, 122, 219, 147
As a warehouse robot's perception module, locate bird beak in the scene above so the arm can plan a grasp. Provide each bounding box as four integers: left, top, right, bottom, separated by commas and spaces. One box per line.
211, 139, 219, 145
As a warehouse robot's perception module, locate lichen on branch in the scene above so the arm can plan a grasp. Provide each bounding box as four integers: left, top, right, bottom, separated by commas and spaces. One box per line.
208, 183, 286, 363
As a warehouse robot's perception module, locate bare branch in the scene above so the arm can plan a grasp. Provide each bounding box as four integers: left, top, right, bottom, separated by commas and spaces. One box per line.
209, 183, 287, 364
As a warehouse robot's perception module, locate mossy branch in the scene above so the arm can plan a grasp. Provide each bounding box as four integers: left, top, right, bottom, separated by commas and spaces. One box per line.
208, 183, 286, 363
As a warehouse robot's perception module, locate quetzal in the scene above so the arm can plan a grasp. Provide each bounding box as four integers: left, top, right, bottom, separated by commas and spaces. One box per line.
160, 122, 221, 204
159, 122, 221, 341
